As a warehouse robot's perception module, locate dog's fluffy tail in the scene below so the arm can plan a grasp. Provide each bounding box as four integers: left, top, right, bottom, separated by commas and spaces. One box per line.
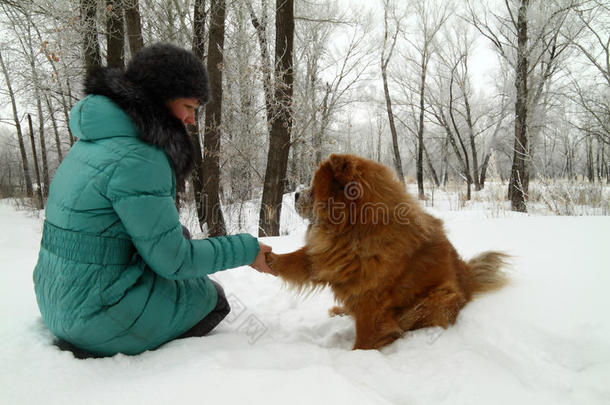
465, 251, 510, 297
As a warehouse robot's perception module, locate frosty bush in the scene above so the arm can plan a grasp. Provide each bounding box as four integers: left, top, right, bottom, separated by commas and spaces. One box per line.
529, 180, 609, 216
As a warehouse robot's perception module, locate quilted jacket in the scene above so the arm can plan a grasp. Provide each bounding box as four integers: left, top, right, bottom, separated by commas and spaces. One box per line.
33, 86, 259, 356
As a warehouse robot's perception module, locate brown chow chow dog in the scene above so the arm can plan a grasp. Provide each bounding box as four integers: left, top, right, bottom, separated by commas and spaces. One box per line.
266, 154, 508, 350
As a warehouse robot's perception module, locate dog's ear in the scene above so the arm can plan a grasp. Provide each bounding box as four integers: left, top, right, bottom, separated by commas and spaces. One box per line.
312, 160, 333, 202
329, 154, 357, 184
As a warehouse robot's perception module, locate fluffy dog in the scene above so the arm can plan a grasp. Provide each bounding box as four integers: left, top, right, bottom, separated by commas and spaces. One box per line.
266, 154, 508, 350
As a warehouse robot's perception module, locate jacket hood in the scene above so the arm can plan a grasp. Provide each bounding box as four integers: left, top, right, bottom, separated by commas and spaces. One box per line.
69, 95, 140, 141
80, 67, 195, 191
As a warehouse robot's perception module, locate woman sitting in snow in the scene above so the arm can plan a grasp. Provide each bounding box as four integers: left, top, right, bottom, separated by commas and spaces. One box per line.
33, 43, 275, 358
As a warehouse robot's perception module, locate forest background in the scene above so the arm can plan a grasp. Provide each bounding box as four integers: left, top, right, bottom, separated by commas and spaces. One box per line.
0, 0, 608, 236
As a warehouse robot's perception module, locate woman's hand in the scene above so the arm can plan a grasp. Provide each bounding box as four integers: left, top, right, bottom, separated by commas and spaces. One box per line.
250, 242, 277, 276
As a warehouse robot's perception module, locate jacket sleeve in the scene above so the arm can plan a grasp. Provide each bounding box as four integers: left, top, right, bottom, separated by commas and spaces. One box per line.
106, 149, 259, 280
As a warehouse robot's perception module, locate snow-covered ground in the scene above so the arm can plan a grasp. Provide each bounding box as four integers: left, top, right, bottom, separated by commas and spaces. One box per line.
1, 196, 609, 405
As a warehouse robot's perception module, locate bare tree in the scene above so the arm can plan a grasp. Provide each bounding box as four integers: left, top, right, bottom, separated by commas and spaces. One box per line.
124, 0, 144, 55
506, 0, 530, 212
43, 92, 63, 162
0, 133, 23, 197
37, 31, 75, 151
223, 0, 263, 205
259, 0, 295, 236
190, 0, 208, 225
248, 0, 274, 129
427, 95, 473, 197
290, 3, 373, 185
0, 50, 33, 197
202, 0, 228, 237
139, 0, 192, 44
27, 114, 44, 208
106, 0, 125, 69
14, 10, 52, 199
568, 0, 609, 146
380, 0, 404, 183
403, 0, 452, 199
436, 23, 494, 196
81, 0, 102, 74
2, 1, 79, 173
467, 0, 582, 212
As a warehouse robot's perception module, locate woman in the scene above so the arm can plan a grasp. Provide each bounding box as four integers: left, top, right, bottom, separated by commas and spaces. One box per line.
33, 43, 274, 357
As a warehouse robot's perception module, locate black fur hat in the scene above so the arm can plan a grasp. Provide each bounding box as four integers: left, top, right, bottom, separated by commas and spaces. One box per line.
125, 43, 209, 105
84, 44, 210, 192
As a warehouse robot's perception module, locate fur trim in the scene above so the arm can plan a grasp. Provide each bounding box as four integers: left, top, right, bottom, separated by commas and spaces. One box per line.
84, 67, 194, 191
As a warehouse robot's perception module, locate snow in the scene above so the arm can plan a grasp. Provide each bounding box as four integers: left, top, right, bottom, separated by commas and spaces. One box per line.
1, 197, 609, 405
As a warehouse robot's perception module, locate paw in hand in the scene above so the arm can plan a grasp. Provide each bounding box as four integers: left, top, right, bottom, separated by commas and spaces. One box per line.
251, 242, 277, 276
265, 252, 278, 269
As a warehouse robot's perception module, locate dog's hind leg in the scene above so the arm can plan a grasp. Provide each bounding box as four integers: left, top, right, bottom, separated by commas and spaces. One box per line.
398, 284, 467, 332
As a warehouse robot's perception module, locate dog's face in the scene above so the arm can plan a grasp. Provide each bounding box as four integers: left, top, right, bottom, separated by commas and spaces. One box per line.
299, 154, 406, 230
295, 187, 314, 220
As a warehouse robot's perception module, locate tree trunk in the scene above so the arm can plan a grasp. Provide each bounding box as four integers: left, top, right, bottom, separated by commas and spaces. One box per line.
0, 51, 33, 197
192, 0, 206, 59
416, 52, 428, 199
380, 1, 404, 183
599, 142, 607, 183
259, 0, 294, 236
27, 114, 43, 209
62, 76, 76, 145
448, 69, 473, 201
106, 0, 125, 69
124, 0, 144, 55
44, 93, 63, 163
595, 141, 601, 182
382, 66, 405, 183
479, 152, 491, 188
30, 23, 75, 152
63, 80, 75, 145
437, 110, 468, 183
248, 1, 274, 129
190, 0, 207, 229
464, 85, 480, 191
604, 143, 610, 184
81, 0, 102, 75
423, 142, 440, 187
36, 96, 50, 199
202, 0, 227, 237
313, 83, 331, 166
586, 136, 594, 182
23, 19, 50, 198
508, 0, 529, 212
190, 120, 207, 225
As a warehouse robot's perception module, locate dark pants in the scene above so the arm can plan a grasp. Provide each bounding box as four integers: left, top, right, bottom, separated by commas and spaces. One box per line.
177, 280, 231, 339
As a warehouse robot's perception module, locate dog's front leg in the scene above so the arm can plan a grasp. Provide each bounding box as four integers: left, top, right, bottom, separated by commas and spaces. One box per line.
353, 311, 378, 350
353, 307, 402, 350
266, 247, 314, 286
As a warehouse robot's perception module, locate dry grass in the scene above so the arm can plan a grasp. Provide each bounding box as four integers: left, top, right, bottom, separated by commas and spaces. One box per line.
528, 180, 610, 216
416, 178, 608, 216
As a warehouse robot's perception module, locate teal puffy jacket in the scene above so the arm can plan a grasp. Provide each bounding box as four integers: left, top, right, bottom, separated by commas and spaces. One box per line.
33, 94, 259, 356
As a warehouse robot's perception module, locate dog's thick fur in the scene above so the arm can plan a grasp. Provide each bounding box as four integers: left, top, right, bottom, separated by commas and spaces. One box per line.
267, 154, 508, 350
